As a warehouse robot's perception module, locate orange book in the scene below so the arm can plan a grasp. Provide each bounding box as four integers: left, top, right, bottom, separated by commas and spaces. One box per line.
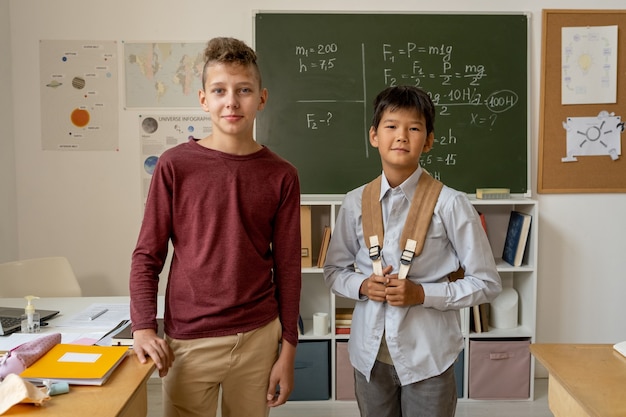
20, 343, 129, 385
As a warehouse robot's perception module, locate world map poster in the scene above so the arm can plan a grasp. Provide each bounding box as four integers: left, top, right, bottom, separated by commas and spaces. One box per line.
124, 42, 206, 108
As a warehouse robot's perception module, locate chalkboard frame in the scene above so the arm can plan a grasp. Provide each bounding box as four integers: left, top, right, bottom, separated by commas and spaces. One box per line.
254, 11, 531, 196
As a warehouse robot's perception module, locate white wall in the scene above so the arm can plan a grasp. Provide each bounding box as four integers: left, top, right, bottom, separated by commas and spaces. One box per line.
4, 1, 626, 355
1, 1, 18, 263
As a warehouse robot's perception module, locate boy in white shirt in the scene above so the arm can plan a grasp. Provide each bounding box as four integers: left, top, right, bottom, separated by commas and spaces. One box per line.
324, 85, 501, 417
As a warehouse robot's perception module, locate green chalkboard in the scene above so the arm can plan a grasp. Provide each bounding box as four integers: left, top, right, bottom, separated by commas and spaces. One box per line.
255, 13, 528, 194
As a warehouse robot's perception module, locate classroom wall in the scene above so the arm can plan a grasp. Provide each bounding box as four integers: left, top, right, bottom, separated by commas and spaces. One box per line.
4, 0, 626, 361
1, 1, 18, 262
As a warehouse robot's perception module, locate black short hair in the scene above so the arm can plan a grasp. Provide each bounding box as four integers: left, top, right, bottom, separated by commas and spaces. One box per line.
371, 86, 435, 135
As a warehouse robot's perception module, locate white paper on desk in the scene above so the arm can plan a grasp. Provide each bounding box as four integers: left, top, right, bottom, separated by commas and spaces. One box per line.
53, 303, 130, 329
59, 352, 101, 363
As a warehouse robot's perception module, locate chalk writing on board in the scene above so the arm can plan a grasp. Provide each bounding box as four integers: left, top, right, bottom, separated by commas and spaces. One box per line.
292, 41, 520, 173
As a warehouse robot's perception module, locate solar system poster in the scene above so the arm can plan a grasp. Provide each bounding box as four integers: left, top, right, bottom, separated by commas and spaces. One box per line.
40, 40, 119, 151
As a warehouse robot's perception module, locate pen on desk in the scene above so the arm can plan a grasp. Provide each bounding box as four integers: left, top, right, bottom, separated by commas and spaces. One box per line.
89, 308, 108, 321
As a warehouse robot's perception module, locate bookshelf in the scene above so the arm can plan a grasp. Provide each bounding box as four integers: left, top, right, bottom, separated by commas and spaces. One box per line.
298, 195, 538, 402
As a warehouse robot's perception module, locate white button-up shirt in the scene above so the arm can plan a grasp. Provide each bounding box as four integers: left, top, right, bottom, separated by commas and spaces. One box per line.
324, 168, 501, 385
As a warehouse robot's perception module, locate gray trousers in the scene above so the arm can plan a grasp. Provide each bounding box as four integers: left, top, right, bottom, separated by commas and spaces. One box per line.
354, 361, 457, 417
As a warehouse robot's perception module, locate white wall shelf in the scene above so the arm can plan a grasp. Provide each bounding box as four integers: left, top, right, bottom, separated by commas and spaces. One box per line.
298, 195, 538, 402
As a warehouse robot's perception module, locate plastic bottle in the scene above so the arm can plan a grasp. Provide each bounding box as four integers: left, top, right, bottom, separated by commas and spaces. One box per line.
21, 295, 41, 333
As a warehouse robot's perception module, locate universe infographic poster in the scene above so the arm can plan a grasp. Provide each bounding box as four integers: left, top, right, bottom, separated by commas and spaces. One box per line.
39, 40, 119, 151
139, 113, 212, 202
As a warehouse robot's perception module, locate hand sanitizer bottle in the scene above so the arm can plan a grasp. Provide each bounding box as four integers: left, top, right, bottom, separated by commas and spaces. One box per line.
21, 295, 41, 333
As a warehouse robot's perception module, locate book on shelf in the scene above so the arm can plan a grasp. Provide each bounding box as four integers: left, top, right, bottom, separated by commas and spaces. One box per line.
477, 211, 488, 235
335, 319, 352, 327
479, 304, 490, 333
502, 211, 532, 267
471, 305, 482, 333
335, 327, 351, 335
111, 318, 164, 346
335, 307, 354, 321
297, 315, 304, 336
316, 226, 332, 268
470, 304, 491, 334
300, 206, 313, 268
20, 343, 129, 386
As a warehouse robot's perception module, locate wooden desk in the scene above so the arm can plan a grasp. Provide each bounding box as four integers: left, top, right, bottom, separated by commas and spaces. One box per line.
530, 344, 626, 417
0, 296, 159, 416
4, 355, 155, 417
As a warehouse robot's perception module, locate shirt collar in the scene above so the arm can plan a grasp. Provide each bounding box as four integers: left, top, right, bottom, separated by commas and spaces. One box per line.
379, 167, 423, 202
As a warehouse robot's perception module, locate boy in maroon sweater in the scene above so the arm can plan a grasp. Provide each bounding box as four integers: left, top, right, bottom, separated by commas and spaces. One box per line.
129, 37, 301, 417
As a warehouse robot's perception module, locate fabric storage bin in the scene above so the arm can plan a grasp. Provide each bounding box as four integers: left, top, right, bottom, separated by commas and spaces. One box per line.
289, 340, 330, 400
454, 350, 464, 398
468, 339, 530, 399
335, 341, 355, 400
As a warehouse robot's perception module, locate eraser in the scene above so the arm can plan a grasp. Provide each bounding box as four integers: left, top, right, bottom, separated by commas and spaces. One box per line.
48, 382, 70, 396
476, 188, 510, 199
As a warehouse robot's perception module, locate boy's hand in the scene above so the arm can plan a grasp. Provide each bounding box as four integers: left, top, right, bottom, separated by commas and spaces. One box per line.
384, 277, 425, 306
132, 329, 175, 377
360, 265, 394, 301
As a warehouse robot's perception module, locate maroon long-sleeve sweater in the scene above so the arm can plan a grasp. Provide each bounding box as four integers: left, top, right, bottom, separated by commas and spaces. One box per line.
130, 139, 301, 346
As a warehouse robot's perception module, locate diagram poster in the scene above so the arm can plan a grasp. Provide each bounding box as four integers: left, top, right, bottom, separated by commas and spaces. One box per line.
39, 40, 119, 151
124, 42, 205, 109
561, 25, 618, 105
139, 113, 212, 202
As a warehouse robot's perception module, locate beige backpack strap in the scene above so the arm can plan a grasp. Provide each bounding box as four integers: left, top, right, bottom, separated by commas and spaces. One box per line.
400, 173, 444, 256
362, 175, 384, 275
362, 172, 444, 278
397, 173, 444, 279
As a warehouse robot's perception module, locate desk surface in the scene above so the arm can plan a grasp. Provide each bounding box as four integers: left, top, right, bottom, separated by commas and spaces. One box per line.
530, 344, 626, 417
4, 355, 154, 417
1, 296, 158, 417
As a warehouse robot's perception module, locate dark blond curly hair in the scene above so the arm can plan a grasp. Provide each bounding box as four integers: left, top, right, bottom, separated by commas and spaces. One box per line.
201, 37, 262, 89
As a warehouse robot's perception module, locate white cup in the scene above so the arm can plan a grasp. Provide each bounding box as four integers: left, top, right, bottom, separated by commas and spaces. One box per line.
313, 312, 329, 336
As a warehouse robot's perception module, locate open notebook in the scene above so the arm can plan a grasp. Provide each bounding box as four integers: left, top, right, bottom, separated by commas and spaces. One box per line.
0, 307, 60, 336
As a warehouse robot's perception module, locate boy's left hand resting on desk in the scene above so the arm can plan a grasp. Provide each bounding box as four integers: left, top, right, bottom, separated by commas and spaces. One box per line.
132, 328, 175, 377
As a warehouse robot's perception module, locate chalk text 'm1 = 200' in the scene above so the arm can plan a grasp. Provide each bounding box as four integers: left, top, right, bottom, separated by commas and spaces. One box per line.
296, 43, 338, 72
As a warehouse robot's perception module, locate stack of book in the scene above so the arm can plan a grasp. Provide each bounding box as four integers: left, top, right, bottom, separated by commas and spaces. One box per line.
20, 343, 129, 386
335, 307, 353, 335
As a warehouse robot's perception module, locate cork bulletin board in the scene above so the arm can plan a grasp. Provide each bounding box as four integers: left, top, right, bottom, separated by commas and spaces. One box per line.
538, 9, 626, 193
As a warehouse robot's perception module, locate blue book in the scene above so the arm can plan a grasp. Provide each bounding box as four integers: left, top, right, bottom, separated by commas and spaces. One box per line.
502, 211, 532, 267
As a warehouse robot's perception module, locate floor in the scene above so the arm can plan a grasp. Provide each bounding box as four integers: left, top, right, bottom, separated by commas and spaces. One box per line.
147, 378, 553, 417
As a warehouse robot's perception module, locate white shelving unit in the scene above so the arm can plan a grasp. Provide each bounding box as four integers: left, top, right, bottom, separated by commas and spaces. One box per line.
298, 195, 538, 402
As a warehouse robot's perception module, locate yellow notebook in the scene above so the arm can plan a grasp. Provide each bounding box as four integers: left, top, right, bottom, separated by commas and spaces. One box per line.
20, 343, 129, 385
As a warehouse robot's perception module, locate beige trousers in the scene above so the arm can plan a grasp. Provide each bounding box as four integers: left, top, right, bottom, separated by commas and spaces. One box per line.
162, 317, 281, 417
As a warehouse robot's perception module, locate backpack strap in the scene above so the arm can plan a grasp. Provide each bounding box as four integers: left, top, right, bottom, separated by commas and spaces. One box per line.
361, 172, 444, 279
397, 173, 443, 279
362, 175, 384, 276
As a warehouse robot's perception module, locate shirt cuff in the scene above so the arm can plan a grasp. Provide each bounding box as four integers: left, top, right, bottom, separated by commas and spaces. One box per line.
421, 282, 447, 309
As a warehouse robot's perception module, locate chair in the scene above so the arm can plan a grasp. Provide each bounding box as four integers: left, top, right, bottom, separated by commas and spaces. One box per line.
0, 257, 83, 297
